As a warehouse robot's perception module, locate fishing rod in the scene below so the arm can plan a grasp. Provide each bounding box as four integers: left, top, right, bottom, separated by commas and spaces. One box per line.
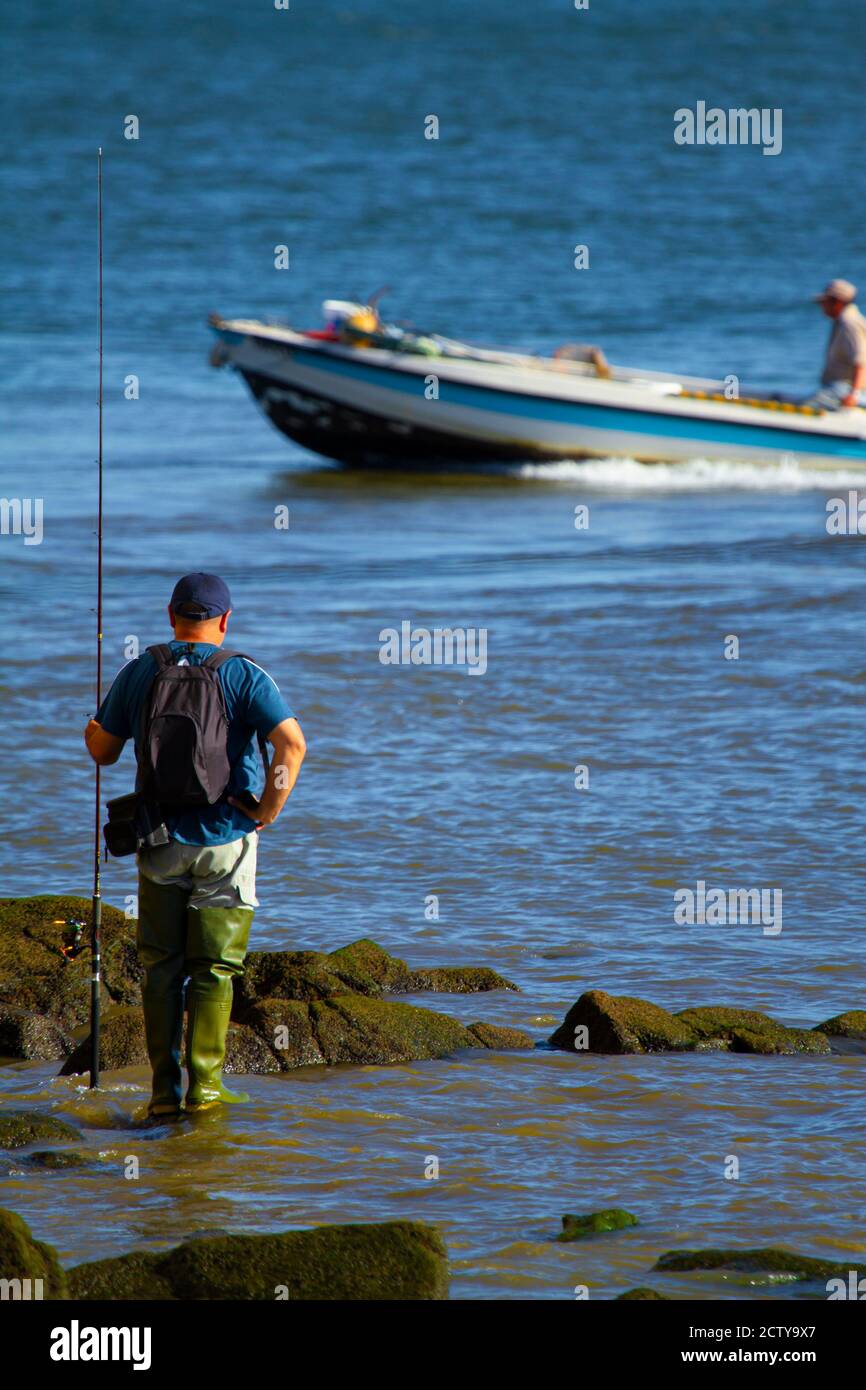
90, 146, 104, 1089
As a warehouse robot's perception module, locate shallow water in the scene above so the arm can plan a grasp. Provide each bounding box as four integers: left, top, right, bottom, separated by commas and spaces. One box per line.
2, 0, 866, 1299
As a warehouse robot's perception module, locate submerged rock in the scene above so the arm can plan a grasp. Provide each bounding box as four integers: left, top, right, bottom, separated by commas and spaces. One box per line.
61, 992, 529, 1076
466, 1022, 534, 1049
0, 1005, 76, 1061
234, 938, 517, 1013
68, 1219, 448, 1300
550, 992, 836, 1055
0, 895, 521, 1075
653, 1247, 866, 1281
617, 1286, 670, 1300
27, 1150, 89, 1170
557, 1209, 639, 1242
61, 1007, 282, 1078
404, 966, 518, 994
549, 990, 695, 1054
0, 1109, 80, 1150
815, 1010, 866, 1039
0, 1207, 67, 1298
0, 895, 141, 1030
676, 1007, 831, 1055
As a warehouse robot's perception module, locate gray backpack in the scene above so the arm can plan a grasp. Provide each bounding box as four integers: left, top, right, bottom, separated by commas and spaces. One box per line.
136, 645, 266, 807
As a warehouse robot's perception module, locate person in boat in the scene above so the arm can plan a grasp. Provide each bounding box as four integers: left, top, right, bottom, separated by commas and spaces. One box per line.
806, 279, 866, 409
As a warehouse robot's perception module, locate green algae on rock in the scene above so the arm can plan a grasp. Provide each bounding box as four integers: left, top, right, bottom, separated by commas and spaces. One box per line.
815, 1011, 866, 1039
0, 1109, 80, 1149
61, 1005, 283, 1078
68, 1219, 448, 1300
26, 1150, 89, 1170
653, 1247, 866, 1281
0, 895, 141, 1030
234, 939, 518, 1013
557, 1209, 639, 1242
0, 1005, 75, 1061
0, 1207, 68, 1298
549, 992, 838, 1055
549, 990, 695, 1054
62, 989, 531, 1078
676, 1006, 831, 1055
466, 1021, 534, 1049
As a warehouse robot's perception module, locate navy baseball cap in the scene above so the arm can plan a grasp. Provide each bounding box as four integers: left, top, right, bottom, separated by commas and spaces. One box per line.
169, 572, 232, 619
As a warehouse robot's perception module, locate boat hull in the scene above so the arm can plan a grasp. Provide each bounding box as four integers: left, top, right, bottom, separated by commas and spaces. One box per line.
212, 322, 866, 471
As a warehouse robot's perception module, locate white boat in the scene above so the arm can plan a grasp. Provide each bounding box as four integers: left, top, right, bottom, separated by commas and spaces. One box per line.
209, 305, 866, 470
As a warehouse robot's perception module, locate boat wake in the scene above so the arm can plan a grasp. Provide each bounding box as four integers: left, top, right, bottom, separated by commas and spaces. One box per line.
517, 455, 866, 493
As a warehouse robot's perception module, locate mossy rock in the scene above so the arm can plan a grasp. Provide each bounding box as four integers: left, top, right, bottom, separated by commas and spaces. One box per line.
0, 1109, 80, 1150
550, 994, 841, 1056
67, 1249, 174, 1300
557, 1209, 638, 1242
677, 1007, 831, 1055
61, 1006, 147, 1075
61, 1006, 280, 1078
467, 1022, 534, 1049
241, 998, 325, 1068
69, 1220, 448, 1300
0, 895, 141, 1030
549, 990, 695, 1054
326, 940, 413, 993
815, 1011, 866, 1039
27, 1150, 89, 1170
223, 1021, 282, 1075
233, 949, 378, 1013
653, 1247, 866, 1281
0, 1005, 76, 1061
406, 966, 518, 994
0, 1207, 67, 1298
309, 994, 482, 1065
617, 1286, 670, 1300
730, 1026, 830, 1055
235, 940, 518, 1014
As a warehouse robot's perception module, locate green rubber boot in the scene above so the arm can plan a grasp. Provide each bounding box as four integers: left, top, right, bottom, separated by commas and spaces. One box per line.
136, 873, 189, 1117
185, 905, 253, 1109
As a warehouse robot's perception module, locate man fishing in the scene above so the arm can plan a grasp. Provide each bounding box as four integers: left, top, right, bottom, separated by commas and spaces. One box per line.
84, 573, 306, 1117
807, 279, 866, 409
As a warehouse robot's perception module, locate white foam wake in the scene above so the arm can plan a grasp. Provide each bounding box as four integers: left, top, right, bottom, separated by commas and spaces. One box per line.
517, 456, 866, 493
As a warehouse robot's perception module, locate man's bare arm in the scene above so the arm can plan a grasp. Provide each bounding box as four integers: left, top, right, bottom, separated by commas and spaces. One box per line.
84, 719, 125, 766
229, 717, 306, 829
842, 363, 866, 406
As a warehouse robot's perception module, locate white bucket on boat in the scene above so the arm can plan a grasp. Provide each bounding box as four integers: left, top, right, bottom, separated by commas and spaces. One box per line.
322, 300, 366, 330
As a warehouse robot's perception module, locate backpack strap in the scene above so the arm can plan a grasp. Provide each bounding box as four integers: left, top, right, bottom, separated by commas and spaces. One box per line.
147, 643, 176, 669
201, 649, 271, 775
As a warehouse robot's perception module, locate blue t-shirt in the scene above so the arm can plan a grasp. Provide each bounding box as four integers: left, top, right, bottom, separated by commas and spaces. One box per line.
96, 640, 294, 846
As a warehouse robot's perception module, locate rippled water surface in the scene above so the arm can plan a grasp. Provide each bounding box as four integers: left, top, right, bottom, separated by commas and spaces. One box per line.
2, 0, 866, 1299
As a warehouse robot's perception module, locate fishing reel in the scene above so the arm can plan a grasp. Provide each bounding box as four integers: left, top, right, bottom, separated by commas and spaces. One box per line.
54, 918, 87, 962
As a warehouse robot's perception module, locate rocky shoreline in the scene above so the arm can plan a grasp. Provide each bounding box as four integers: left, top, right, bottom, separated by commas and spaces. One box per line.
0, 895, 534, 1073
2, 893, 865, 1302
3, 1197, 862, 1301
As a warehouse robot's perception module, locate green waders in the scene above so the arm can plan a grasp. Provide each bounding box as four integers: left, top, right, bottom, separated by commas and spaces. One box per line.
137, 877, 253, 1114
185, 905, 253, 1109
136, 875, 187, 1116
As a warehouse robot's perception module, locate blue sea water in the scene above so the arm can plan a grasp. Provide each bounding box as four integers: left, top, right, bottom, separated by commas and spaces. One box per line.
1, 0, 866, 1300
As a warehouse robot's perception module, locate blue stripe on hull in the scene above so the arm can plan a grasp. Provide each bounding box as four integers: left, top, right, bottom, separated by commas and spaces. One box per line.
281, 343, 866, 461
